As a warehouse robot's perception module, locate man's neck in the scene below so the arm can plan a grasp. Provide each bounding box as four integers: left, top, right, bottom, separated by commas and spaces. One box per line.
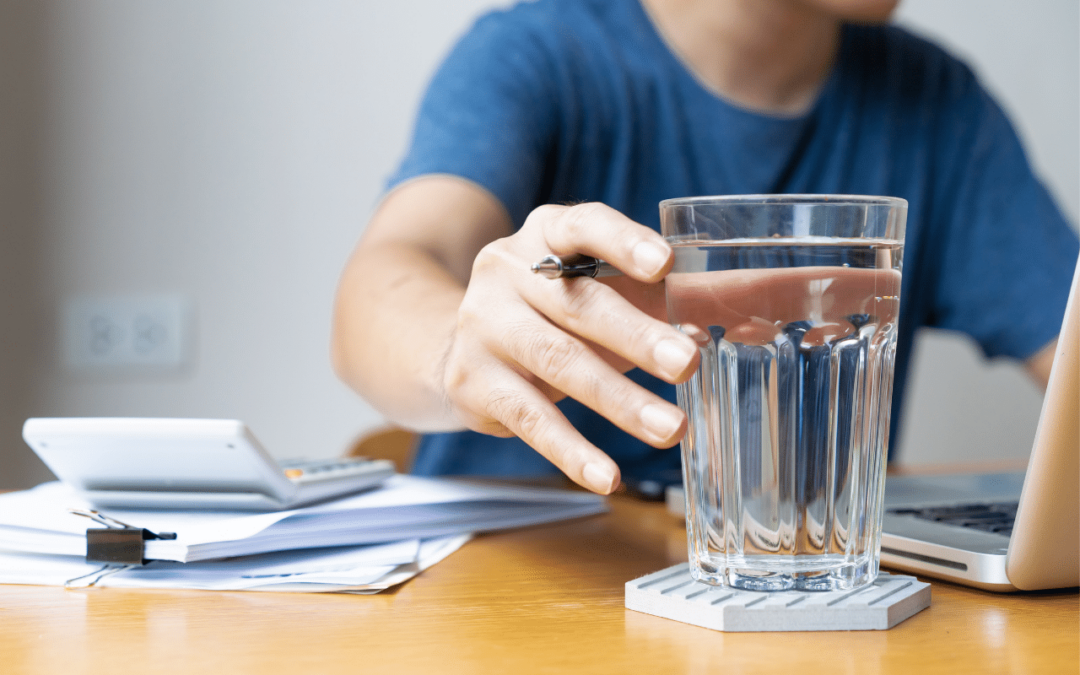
641, 0, 843, 115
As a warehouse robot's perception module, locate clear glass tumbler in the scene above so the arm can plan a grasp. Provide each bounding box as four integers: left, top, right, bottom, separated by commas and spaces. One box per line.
662, 195, 907, 592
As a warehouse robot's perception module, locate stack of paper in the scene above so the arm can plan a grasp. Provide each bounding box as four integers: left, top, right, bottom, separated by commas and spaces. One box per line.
0, 535, 472, 593
0, 475, 606, 592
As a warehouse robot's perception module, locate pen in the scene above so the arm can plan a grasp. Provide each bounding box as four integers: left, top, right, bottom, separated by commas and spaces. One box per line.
530, 254, 621, 279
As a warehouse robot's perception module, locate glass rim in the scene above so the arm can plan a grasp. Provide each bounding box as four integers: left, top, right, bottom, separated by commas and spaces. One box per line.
659, 193, 908, 209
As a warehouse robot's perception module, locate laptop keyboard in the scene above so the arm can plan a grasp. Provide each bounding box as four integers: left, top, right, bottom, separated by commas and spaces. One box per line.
888, 501, 1019, 537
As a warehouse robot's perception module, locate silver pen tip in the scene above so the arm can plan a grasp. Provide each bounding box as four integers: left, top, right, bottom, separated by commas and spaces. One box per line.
531, 258, 562, 278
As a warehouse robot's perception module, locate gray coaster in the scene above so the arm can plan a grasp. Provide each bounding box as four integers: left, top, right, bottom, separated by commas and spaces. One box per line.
625, 564, 930, 632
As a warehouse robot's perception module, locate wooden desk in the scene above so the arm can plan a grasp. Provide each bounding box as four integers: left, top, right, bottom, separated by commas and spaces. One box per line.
1, 497, 1076, 675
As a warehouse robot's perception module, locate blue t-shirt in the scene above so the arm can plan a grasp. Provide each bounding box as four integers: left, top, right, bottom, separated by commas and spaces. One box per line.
387, 0, 1079, 480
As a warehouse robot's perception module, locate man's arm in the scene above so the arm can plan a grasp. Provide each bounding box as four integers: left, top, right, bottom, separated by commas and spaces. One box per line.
332, 176, 510, 431
1025, 339, 1058, 389
332, 175, 698, 493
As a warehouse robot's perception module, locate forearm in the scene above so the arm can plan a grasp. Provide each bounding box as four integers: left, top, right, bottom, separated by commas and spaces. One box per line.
1024, 338, 1058, 390
332, 240, 466, 431
332, 177, 515, 431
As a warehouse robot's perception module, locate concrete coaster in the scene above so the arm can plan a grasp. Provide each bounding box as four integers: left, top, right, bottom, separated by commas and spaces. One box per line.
625, 564, 930, 632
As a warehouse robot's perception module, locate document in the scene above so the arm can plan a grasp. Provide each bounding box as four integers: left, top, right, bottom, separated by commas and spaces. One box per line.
0, 534, 471, 592
0, 475, 605, 562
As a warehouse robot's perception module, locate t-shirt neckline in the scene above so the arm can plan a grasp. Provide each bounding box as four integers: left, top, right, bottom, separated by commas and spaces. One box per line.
629, 0, 847, 123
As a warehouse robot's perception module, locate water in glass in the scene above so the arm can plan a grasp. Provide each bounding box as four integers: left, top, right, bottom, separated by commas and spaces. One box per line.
667, 237, 903, 591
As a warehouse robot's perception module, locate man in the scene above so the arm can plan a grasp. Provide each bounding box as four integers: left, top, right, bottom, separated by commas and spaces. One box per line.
332, 0, 1078, 494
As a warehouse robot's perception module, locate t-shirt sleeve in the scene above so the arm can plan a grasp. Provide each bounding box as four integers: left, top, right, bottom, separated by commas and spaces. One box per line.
924, 66, 1079, 360
386, 11, 560, 227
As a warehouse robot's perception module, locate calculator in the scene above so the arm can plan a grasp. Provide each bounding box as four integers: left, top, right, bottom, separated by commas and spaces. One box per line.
22, 418, 396, 511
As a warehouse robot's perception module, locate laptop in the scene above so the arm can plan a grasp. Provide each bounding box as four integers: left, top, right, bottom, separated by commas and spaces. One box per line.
22, 417, 396, 511
880, 255, 1079, 591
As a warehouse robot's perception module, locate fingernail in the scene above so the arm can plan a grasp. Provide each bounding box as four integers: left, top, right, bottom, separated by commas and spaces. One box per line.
632, 241, 668, 276
640, 403, 683, 441
582, 462, 618, 494
654, 338, 695, 378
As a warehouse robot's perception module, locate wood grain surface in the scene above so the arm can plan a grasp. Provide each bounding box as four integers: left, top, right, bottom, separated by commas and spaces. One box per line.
1, 496, 1076, 675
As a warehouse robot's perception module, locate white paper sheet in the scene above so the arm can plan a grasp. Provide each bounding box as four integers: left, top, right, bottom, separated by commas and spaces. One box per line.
0, 534, 472, 593
0, 476, 605, 562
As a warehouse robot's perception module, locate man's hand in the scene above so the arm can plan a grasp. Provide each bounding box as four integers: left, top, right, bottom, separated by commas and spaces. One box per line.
441, 202, 699, 493
1025, 339, 1058, 390
333, 177, 698, 494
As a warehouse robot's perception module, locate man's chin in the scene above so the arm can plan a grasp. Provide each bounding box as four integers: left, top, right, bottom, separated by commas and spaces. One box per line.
805, 0, 902, 25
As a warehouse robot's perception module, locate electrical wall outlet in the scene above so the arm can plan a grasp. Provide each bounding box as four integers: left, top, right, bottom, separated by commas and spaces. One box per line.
63, 294, 193, 372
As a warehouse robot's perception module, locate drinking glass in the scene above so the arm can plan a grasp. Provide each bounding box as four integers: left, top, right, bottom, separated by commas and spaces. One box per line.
662, 195, 907, 592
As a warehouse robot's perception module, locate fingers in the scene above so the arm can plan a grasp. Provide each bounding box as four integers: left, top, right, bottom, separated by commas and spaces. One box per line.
453, 278, 688, 449
495, 305, 688, 448
442, 201, 697, 493
507, 202, 699, 384
523, 272, 699, 384
488, 386, 622, 494
443, 347, 622, 494
528, 203, 674, 282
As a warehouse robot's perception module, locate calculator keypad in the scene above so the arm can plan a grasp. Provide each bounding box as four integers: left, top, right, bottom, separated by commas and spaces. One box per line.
278, 457, 380, 484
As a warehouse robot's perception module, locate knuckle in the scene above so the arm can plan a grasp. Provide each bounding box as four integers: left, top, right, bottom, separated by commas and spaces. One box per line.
441, 355, 469, 395
440, 334, 486, 404
625, 320, 664, 357
607, 384, 644, 421
470, 240, 508, 276
442, 364, 514, 439
530, 333, 585, 380
573, 370, 607, 411
557, 202, 605, 241
486, 389, 548, 440
558, 279, 605, 325
455, 295, 484, 329
526, 203, 563, 228
467, 416, 514, 438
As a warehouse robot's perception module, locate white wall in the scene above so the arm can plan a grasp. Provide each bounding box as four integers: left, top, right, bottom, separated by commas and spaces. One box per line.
0, 0, 1076, 487
4, 0, 511, 488
0, 2, 50, 488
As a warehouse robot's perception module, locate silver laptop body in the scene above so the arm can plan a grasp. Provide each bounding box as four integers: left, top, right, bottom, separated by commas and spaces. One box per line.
880, 256, 1079, 592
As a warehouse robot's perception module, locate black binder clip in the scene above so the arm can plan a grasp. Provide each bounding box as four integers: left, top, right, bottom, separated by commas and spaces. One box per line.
69, 508, 177, 566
